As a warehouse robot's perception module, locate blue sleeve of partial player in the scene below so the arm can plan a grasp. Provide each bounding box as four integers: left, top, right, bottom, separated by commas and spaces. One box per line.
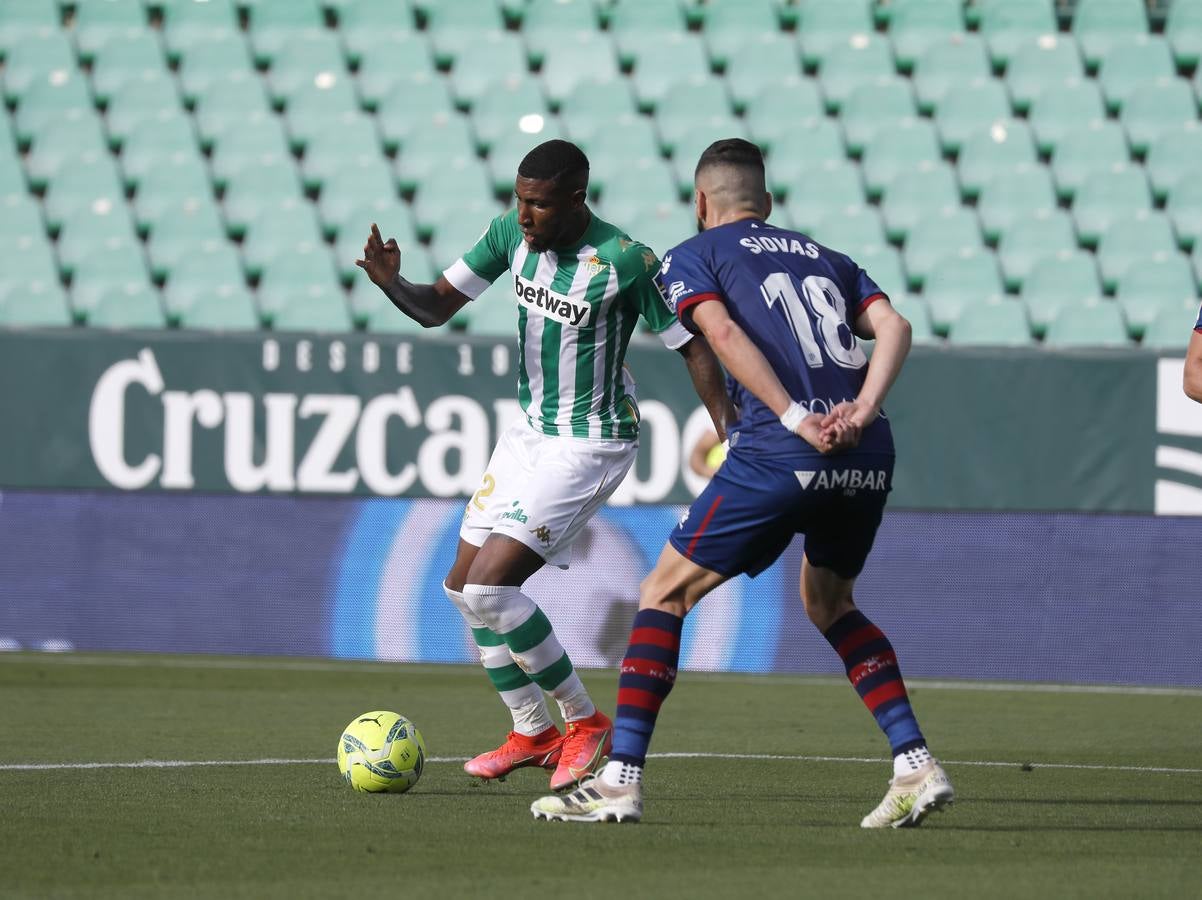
853, 265, 888, 316
1195, 302, 1202, 332
655, 241, 723, 334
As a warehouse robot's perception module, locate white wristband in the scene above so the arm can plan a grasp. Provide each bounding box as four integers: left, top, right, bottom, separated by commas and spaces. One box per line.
779, 401, 807, 433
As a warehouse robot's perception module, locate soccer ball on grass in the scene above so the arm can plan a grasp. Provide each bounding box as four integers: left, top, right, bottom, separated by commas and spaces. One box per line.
337, 710, 426, 793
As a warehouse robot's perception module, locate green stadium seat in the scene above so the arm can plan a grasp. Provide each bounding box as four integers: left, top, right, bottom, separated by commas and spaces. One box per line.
797, 0, 875, 70
723, 35, 801, 111
997, 210, 1078, 290
462, 277, 519, 337
337, 0, 418, 65
246, 0, 324, 66
1096, 37, 1175, 114
261, 278, 353, 334
921, 249, 1005, 331
594, 156, 680, 224
585, 119, 666, 197
1044, 299, 1131, 348
241, 200, 327, 277
222, 160, 306, 233
1096, 213, 1180, 291
782, 160, 865, 230
955, 119, 1036, 200
817, 32, 895, 113
1028, 78, 1105, 156
1141, 304, 1200, 349
25, 112, 109, 189
208, 115, 292, 187
299, 114, 382, 188
73, 0, 147, 63
698, 0, 784, 71
266, 32, 348, 107
743, 76, 824, 151
319, 160, 408, 229
394, 114, 478, 190
1167, 0, 1202, 68
410, 156, 495, 236
376, 79, 462, 154
1121, 79, 1199, 158
0, 3, 59, 59
469, 77, 549, 152
608, 0, 687, 68
423, 0, 507, 69
283, 78, 361, 129
176, 34, 253, 104
933, 77, 1011, 154
12, 72, 95, 148
1050, 120, 1129, 202
328, 198, 419, 252
1115, 254, 1199, 338
0, 281, 73, 328
1072, 0, 1149, 71
1004, 35, 1084, 114
0, 233, 60, 289
147, 233, 227, 284
57, 209, 139, 272
428, 198, 507, 270
139, 195, 226, 248
0, 156, 25, 197
104, 72, 183, 146
0, 194, 43, 242
83, 282, 166, 330
946, 298, 1032, 346
1072, 165, 1151, 249
655, 75, 735, 154
763, 119, 848, 197
629, 34, 712, 112
840, 77, 915, 157
856, 244, 909, 301
134, 156, 212, 229
1167, 177, 1202, 252
1020, 251, 1104, 337
445, 34, 526, 111
119, 111, 200, 186
522, 0, 602, 65
976, 0, 1058, 67
193, 72, 273, 149
69, 242, 152, 316
908, 206, 985, 288
670, 121, 750, 193
912, 34, 990, 115
90, 32, 166, 105
860, 118, 942, 200
558, 76, 640, 148
809, 205, 886, 259
2, 31, 75, 105
886, 0, 966, 73
880, 161, 959, 243
41, 155, 127, 231
487, 122, 567, 193
164, 247, 257, 329
890, 293, 937, 342
1145, 124, 1202, 203
161, 0, 240, 63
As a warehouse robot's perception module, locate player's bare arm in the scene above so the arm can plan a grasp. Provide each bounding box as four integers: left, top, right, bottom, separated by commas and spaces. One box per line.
356, 223, 470, 327
823, 298, 913, 437
675, 335, 737, 442
1184, 329, 1202, 403
690, 299, 849, 454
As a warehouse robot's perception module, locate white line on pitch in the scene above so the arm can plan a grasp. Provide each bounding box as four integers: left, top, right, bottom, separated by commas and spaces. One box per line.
2, 653, 1200, 697
2, 753, 1200, 775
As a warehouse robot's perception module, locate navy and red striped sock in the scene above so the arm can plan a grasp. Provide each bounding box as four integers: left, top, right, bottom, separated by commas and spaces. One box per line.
610, 608, 683, 767
823, 610, 925, 756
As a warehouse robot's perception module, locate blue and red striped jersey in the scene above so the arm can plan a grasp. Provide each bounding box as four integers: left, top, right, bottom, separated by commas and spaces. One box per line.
656, 218, 893, 458
1195, 301, 1201, 332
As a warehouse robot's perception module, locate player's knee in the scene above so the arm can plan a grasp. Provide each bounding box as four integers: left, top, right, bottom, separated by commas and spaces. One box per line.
461, 583, 535, 634
638, 571, 692, 617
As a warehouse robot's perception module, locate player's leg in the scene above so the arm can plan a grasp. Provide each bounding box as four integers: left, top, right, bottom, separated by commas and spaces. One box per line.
801, 484, 954, 828
445, 538, 563, 780
530, 543, 727, 823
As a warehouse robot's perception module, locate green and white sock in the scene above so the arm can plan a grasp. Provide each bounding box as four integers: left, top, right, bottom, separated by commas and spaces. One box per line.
444, 583, 553, 736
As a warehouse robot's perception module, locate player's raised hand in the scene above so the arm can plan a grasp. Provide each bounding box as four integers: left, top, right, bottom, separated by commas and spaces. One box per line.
355, 223, 400, 287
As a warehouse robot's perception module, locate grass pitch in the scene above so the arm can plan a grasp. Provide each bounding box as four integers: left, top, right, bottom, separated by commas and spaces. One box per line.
1, 653, 1199, 900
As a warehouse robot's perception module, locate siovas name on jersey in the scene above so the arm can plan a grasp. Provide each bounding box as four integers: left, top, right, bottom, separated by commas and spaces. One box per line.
739, 236, 820, 258
794, 468, 888, 491
513, 274, 591, 327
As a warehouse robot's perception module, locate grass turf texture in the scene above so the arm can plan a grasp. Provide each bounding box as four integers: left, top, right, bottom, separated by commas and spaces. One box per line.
1, 654, 1199, 900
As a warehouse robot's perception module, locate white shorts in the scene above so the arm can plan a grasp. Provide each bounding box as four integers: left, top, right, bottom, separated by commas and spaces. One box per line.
461, 421, 638, 569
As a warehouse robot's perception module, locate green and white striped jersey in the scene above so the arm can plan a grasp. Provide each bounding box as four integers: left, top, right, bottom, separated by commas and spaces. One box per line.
443, 208, 692, 441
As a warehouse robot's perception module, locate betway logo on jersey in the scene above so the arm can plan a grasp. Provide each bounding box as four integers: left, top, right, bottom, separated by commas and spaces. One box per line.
513, 274, 590, 327
795, 469, 888, 491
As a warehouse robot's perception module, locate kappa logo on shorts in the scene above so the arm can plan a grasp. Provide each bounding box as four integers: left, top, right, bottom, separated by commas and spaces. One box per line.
530, 525, 552, 546
795, 469, 888, 491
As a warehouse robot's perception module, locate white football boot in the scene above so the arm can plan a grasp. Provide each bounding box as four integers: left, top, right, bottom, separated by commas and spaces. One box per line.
530, 774, 643, 823
860, 759, 955, 828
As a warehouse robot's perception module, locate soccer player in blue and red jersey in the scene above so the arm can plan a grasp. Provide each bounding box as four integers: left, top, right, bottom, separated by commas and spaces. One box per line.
1185, 303, 1202, 403
531, 139, 954, 828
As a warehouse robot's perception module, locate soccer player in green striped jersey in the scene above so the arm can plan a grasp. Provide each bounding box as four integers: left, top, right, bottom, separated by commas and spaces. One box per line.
357, 140, 732, 791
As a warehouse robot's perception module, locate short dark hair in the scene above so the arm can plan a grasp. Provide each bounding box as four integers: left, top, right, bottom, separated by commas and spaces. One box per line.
694, 138, 765, 180
518, 139, 590, 188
